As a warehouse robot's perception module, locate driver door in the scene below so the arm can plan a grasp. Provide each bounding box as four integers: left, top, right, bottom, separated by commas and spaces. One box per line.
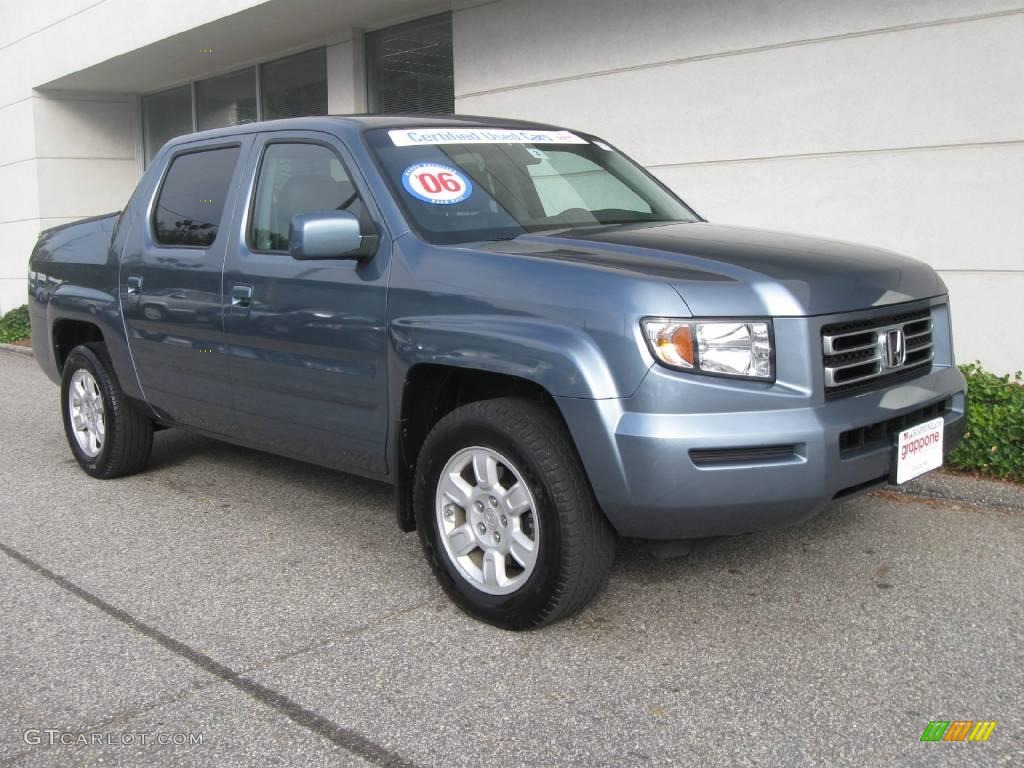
221, 130, 392, 476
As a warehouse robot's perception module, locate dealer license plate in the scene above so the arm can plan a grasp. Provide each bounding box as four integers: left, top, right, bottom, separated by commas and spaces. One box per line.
894, 417, 945, 484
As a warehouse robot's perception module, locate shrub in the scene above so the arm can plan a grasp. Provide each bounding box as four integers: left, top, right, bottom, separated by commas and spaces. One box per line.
0, 304, 30, 343
947, 362, 1024, 482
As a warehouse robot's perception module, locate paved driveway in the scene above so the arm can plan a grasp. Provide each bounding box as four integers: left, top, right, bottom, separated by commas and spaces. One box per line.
1, 350, 1021, 767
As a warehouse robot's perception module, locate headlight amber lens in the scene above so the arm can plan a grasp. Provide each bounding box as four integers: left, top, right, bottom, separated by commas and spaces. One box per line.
645, 322, 694, 369
642, 318, 772, 379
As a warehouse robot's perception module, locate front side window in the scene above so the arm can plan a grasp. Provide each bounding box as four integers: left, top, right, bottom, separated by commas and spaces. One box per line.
153, 146, 240, 247
250, 143, 360, 252
365, 127, 697, 244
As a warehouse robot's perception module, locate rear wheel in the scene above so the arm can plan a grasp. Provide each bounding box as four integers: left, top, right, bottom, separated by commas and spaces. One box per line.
414, 397, 615, 629
61, 344, 154, 478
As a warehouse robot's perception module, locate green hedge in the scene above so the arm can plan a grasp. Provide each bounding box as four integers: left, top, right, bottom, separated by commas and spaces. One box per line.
0, 304, 30, 343
948, 363, 1024, 482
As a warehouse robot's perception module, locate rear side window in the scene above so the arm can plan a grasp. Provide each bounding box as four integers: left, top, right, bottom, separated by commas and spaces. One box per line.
250, 143, 360, 252
153, 146, 240, 247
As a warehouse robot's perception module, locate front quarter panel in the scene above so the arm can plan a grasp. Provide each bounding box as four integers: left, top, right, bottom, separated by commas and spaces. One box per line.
386, 234, 687, 403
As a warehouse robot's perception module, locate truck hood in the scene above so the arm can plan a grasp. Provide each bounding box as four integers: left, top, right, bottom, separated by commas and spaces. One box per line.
491, 222, 946, 316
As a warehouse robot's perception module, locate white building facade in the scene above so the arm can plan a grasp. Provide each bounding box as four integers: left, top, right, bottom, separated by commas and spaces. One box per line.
2, 0, 1021, 371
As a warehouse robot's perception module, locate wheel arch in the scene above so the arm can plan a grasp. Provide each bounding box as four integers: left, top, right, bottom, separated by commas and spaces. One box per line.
392, 363, 588, 532
43, 285, 148, 403
52, 318, 105, 372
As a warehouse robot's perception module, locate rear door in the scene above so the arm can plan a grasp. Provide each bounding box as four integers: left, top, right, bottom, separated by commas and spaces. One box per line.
121, 139, 252, 434
221, 130, 392, 476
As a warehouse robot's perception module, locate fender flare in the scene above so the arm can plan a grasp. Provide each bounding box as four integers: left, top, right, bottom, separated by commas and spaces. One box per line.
388, 314, 645, 401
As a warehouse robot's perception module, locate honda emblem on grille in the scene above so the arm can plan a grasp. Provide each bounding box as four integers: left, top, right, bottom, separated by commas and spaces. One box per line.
880, 328, 907, 369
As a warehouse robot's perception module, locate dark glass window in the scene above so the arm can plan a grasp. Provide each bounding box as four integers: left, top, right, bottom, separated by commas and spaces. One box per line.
154, 147, 241, 247
261, 48, 328, 120
366, 13, 454, 114
196, 69, 257, 130
142, 85, 193, 162
250, 143, 359, 251
141, 48, 328, 167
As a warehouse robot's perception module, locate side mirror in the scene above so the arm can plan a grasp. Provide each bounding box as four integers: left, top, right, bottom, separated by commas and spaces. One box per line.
288, 211, 379, 261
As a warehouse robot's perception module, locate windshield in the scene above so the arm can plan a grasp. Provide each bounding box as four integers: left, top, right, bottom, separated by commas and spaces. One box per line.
365, 127, 699, 244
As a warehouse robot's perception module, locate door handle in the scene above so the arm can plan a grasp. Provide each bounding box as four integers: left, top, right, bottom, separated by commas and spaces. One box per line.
126, 275, 143, 295
231, 283, 253, 308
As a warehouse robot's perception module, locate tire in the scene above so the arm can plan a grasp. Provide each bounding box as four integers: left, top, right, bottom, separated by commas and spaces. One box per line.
61, 343, 154, 479
414, 397, 615, 629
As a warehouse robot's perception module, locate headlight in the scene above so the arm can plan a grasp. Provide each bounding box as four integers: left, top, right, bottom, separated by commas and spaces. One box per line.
642, 318, 773, 380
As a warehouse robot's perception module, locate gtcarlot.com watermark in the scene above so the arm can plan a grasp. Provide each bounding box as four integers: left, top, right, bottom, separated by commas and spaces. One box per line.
24, 729, 204, 747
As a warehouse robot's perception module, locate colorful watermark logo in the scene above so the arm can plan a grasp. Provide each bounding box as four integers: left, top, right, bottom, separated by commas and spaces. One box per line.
920, 720, 997, 742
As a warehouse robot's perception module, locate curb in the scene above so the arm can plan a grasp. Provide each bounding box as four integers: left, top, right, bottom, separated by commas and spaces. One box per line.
878, 469, 1024, 515
0, 343, 33, 357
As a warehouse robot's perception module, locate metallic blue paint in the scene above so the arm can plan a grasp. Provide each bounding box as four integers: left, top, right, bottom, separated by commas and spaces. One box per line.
28, 115, 968, 539
220, 129, 391, 476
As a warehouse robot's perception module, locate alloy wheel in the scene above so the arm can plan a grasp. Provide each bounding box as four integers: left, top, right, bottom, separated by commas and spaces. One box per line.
434, 446, 541, 595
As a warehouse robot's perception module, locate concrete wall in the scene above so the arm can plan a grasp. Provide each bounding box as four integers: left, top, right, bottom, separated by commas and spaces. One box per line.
2, 0, 1020, 374
0, 90, 139, 311
0, 0, 260, 312
327, 38, 367, 114
0, 93, 137, 309
0, 0, 422, 313
455, 0, 1024, 373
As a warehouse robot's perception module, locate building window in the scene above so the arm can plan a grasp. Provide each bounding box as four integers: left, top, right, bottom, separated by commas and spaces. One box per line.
142, 85, 193, 163
153, 146, 241, 247
197, 68, 257, 131
140, 47, 328, 166
366, 13, 454, 114
261, 48, 327, 120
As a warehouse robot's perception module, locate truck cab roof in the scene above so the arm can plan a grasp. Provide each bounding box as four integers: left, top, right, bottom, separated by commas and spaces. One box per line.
161, 114, 570, 151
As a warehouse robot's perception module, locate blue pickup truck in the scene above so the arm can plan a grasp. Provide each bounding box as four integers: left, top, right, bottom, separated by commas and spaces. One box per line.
28, 115, 967, 628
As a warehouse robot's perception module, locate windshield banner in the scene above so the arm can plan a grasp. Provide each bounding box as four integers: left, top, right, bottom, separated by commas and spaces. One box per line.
389, 128, 588, 146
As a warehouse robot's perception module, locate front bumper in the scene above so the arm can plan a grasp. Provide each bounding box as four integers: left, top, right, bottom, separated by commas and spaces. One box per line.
557, 300, 967, 539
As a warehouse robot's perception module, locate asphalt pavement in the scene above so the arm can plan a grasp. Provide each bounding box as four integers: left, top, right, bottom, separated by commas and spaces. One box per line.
1, 349, 1021, 767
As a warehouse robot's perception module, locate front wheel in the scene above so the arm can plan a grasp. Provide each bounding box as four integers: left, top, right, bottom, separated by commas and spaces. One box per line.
414, 397, 615, 629
61, 344, 154, 478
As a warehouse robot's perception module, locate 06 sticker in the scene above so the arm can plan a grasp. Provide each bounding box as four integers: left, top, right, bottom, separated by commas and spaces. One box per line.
401, 163, 473, 205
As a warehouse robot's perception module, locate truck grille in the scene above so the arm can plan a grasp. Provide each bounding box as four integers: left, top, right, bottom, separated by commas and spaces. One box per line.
822, 308, 934, 397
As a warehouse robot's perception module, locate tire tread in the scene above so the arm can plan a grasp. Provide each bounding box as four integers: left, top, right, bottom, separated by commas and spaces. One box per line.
415, 396, 615, 629
63, 343, 153, 479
